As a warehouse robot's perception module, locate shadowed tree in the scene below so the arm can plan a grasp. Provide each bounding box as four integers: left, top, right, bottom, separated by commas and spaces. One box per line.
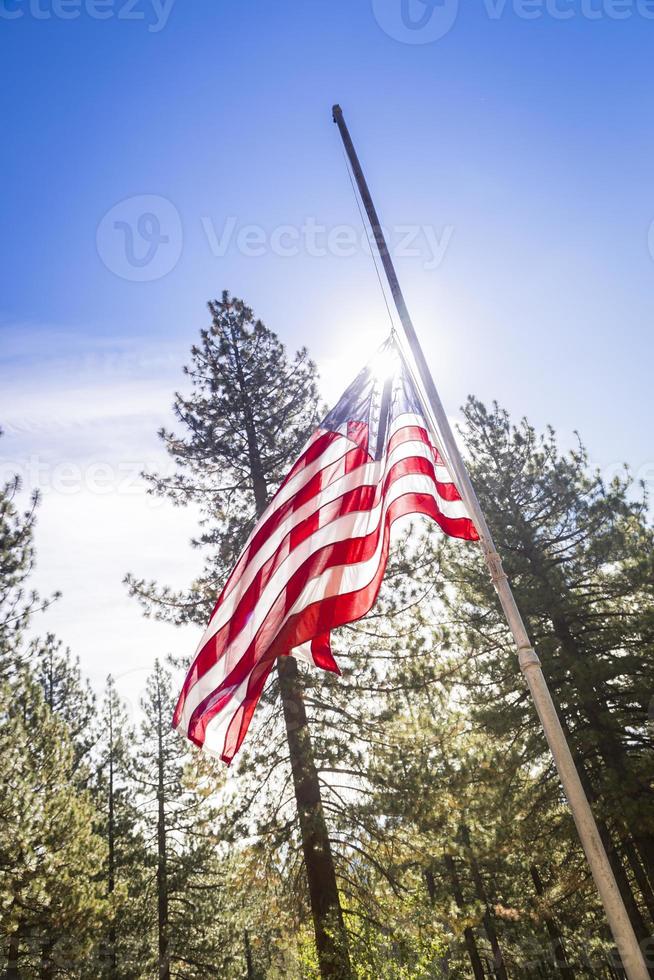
432, 398, 654, 953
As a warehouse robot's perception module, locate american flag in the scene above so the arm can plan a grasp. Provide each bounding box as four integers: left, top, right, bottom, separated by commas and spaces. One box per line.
173, 336, 477, 763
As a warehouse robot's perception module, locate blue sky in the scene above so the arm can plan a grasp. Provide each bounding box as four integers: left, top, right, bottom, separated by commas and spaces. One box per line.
1, 0, 653, 707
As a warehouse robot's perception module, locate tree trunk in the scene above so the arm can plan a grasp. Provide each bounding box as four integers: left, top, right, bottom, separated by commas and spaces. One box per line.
595, 814, 651, 959
548, 688, 653, 960
621, 836, 654, 926
506, 520, 654, 960
244, 929, 255, 980
460, 826, 508, 980
231, 335, 351, 979
2, 929, 20, 979
156, 679, 170, 980
443, 854, 486, 979
277, 656, 351, 978
518, 535, 654, 889
107, 702, 117, 978
555, 617, 654, 887
424, 865, 437, 905
229, 324, 271, 520
39, 941, 54, 980
530, 864, 575, 979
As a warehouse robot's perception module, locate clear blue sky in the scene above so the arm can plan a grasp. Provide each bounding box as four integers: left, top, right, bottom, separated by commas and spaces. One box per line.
1, 1, 653, 704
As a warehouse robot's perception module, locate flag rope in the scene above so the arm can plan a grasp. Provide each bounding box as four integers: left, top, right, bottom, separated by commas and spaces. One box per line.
340, 146, 398, 334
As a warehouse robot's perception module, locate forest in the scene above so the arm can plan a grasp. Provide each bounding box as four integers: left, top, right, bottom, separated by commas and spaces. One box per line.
1, 293, 652, 979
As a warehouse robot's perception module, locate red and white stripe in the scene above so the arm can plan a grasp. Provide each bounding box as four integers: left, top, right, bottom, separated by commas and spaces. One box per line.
173, 411, 477, 763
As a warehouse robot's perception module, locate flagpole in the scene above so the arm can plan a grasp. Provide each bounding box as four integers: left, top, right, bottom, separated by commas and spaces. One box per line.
332, 103, 649, 980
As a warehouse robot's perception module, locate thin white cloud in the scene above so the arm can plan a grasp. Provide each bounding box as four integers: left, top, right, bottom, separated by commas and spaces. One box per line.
1, 320, 202, 711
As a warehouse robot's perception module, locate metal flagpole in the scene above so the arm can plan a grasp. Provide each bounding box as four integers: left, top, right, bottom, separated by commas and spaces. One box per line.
332, 103, 649, 980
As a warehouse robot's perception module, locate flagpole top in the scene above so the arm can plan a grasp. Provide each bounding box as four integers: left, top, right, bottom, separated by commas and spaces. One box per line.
332, 104, 343, 123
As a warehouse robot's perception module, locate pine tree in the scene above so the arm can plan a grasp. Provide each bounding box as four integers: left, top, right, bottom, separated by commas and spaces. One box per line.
95, 674, 147, 978
432, 398, 654, 950
126, 293, 352, 978
126, 292, 321, 625
135, 660, 177, 979
134, 659, 231, 978
0, 434, 59, 676
0, 444, 107, 977
0, 675, 108, 977
35, 633, 97, 774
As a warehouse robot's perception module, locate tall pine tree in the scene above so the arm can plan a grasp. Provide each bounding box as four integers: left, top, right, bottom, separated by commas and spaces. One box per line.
126, 294, 351, 977
95, 674, 147, 978
432, 398, 654, 956
134, 658, 236, 978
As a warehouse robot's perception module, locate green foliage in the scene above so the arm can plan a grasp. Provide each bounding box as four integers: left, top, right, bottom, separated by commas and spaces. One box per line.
36, 633, 97, 773
0, 439, 59, 677
0, 675, 108, 976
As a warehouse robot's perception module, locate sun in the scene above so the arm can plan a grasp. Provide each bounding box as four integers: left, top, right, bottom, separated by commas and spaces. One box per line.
370, 347, 399, 383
